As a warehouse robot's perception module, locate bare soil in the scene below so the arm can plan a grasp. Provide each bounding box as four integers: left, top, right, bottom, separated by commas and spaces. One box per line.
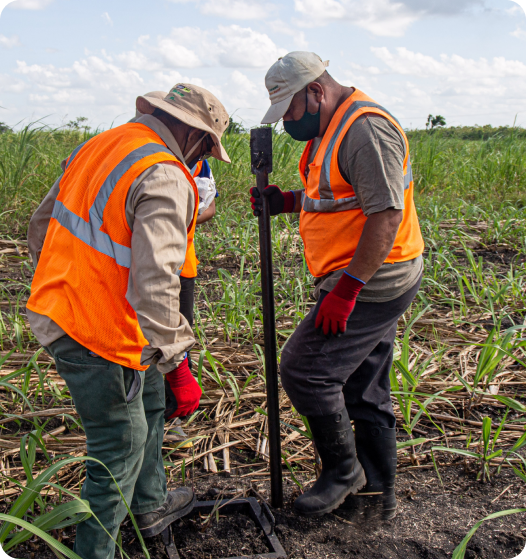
12, 466, 525, 559
3, 238, 526, 558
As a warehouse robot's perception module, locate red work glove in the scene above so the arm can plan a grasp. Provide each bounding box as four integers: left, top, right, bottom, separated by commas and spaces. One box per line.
315, 272, 365, 336
250, 185, 295, 217
164, 357, 202, 420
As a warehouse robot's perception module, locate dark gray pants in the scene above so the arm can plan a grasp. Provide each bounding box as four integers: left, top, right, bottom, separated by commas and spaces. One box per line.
280, 276, 421, 428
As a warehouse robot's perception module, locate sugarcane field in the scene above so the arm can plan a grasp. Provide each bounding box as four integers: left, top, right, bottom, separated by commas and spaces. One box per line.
2, 3, 526, 558
0, 120, 525, 559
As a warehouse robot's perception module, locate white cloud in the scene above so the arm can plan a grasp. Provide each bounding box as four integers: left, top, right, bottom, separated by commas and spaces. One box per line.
226, 70, 266, 110
400, 0, 484, 15
505, 3, 524, 16
268, 20, 308, 49
369, 47, 526, 79
0, 25, 281, 127
167, 0, 276, 19
28, 93, 49, 102
215, 25, 286, 67
9, 0, 54, 9
14, 56, 144, 113
511, 26, 526, 38
293, 0, 485, 36
119, 25, 286, 70
16, 60, 72, 89
0, 72, 26, 92
150, 70, 185, 91
101, 12, 113, 26
293, 0, 418, 36
157, 31, 203, 68
6, 49, 232, 127
0, 34, 20, 48
116, 50, 153, 71
346, 47, 526, 127
201, 0, 275, 20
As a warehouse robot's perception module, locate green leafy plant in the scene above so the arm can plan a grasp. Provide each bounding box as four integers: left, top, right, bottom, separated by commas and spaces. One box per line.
0, 452, 151, 559
452, 508, 526, 559
431, 414, 520, 482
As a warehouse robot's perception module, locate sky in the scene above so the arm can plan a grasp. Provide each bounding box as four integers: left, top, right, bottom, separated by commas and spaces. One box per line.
0, 0, 525, 131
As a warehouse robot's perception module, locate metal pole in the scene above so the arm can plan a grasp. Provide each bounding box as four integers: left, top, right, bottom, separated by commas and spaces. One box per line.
250, 127, 283, 509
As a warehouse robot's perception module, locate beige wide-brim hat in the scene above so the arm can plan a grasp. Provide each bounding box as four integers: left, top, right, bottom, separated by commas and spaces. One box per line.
136, 84, 231, 163
135, 91, 167, 119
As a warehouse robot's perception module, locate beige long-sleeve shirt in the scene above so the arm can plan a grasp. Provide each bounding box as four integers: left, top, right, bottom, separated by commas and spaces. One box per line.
27, 115, 196, 373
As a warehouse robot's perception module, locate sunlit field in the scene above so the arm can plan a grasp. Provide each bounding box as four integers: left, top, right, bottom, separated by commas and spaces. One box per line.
0, 123, 525, 558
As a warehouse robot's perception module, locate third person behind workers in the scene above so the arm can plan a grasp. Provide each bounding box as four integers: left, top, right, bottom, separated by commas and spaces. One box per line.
251, 52, 424, 521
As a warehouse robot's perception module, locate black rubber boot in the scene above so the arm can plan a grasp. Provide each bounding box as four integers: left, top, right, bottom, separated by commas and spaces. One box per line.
294, 408, 366, 517
135, 487, 196, 538
339, 420, 397, 521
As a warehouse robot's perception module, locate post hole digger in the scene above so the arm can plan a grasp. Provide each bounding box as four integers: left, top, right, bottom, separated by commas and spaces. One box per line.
154, 127, 287, 559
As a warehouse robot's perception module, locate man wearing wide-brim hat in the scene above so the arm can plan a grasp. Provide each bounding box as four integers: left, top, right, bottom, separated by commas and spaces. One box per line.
26, 84, 230, 559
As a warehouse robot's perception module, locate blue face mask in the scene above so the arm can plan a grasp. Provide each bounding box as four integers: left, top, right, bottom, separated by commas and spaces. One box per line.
283, 89, 321, 142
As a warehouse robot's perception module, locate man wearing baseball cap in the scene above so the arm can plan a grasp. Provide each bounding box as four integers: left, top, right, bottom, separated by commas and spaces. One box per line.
27, 84, 230, 558
251, 52, 424, 521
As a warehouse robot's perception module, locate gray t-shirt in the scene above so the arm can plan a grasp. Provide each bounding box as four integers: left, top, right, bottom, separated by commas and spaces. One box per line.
310, 113, 423, 302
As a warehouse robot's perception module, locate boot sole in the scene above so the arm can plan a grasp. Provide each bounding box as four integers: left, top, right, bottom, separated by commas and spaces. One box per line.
295, 466, 367, 518
139, 493, 196, 538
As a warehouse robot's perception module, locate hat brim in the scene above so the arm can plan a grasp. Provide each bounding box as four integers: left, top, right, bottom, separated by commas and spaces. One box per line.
137, 96, 231, 164
261, 94, 294, 124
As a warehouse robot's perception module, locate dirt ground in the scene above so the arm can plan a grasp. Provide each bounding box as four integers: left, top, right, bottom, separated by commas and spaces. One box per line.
12, 465, 525, 559
3, 242, 526, 558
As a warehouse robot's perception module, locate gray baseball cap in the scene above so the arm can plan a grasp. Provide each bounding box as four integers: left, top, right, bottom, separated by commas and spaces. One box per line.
261, 52, 329, 124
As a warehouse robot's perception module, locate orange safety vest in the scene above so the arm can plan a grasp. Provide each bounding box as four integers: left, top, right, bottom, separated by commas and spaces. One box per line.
299, 89, 424, 278
180, 161, 203, 278
27, 123, 199, 370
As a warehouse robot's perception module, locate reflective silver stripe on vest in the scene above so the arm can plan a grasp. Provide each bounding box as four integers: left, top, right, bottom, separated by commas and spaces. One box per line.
303, 195, 362, 213
306, 101, 411, 213
52, 142, 174, 268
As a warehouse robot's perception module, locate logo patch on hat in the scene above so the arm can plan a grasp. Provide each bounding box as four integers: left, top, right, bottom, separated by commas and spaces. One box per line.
269, 87, 281, 96
175, 85, 192, 93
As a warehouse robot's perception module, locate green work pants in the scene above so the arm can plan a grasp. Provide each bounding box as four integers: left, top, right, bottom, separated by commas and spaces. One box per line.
46, 335, 167, 559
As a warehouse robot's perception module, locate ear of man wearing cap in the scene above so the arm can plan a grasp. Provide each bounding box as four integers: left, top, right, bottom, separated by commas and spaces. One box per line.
253, 52, 425, 523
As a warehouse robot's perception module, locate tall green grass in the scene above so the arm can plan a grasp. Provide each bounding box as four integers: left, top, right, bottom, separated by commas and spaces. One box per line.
2, 124, 526, 237
0, 125, 94, 236
411, 128, 526, 207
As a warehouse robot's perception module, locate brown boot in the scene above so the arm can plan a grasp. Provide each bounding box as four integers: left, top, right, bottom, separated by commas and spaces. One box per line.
135, 487, 195, 538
